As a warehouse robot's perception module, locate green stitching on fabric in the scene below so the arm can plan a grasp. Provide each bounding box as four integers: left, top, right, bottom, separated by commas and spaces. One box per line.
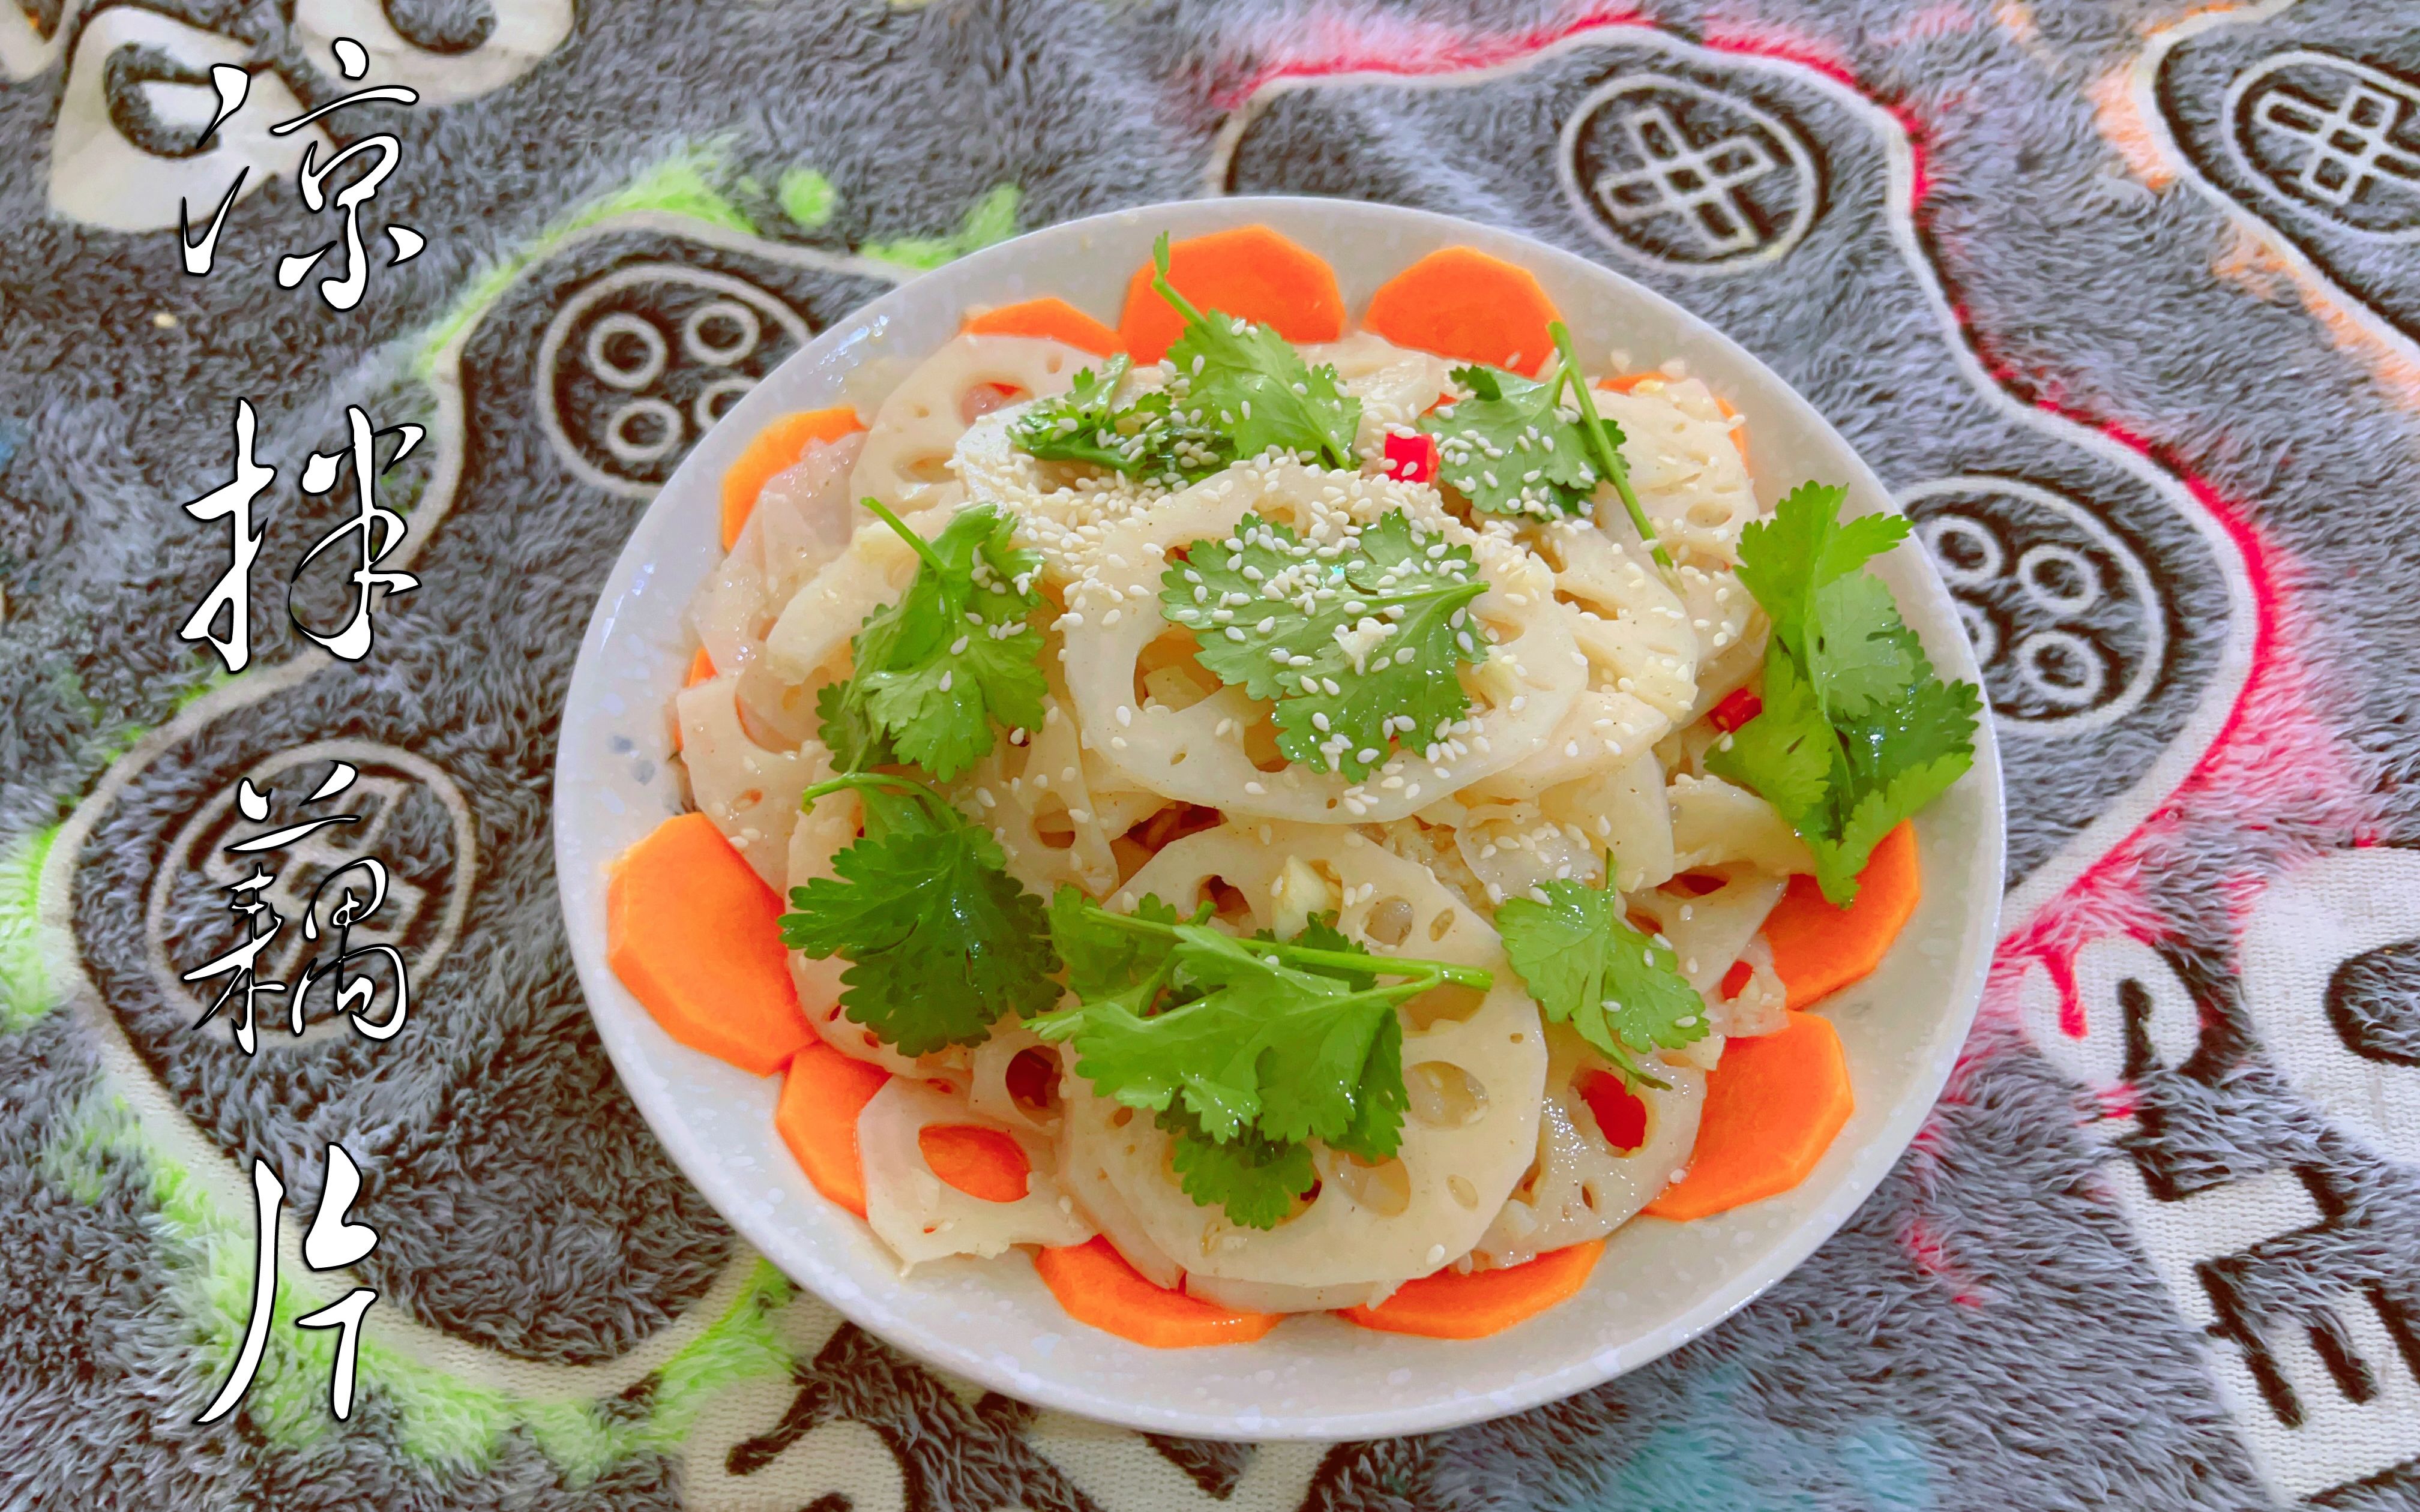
779, 168, 839, 229
387, 1369, 513, 1472
41, 1098, 274, 1426
41, 1093, 810, 1478
42, 1102, 328, 1451
639, 1261, 796, 1450
50, 667, 148, 768
37, 1088, 138, 1204
172, 666, 239, 713
864, 183, 1022, 269
409, 145, 761, 384
0, 825, 58, 1031
523, 1261, 797, 1482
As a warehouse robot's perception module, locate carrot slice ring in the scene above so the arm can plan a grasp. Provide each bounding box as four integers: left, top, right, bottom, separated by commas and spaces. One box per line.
963, 297, 1125, 356
1339, 1243, 1604, 1339
720, 405, 863, 550
606, 813, 810, 1077
917, 1123, 1033, 1202
775, 1039, 894, 1218
1117, 226, 1345, 364
1642, 1011, 1852, 1222
1764, 821, 1921, 1010
1364, 247, 1562, 376
1034, 1238, 1281, 1349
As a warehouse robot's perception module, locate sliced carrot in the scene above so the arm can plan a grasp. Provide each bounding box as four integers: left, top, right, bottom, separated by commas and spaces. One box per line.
1719, 394, 1748, 463
1764, 821, 1921, 1010
1340, 1243, 1604, 1340
1034, 1237, 1281, 1349
672, 648, 717, 756
607, 813, 811, 1077
720, 405, 863, 551
776, 1039, 894, 1218
918, 1124, 1032, 1203
1364, 246, 1562, 376
1597, 374, 1750, 463
1118, 226, 1345, 364
963, 297, 1125, 356
1642, 1010, 1852, 1222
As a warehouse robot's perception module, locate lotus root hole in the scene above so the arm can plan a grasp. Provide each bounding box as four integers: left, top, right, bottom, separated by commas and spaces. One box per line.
1365, 896, 1414, 947
1328, 1154, 1412, 1217
1404, 1061, 1487, 1128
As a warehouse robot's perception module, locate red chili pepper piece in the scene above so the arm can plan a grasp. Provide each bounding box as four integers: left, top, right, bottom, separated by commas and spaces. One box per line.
1709, 687, 1763, 733
1719, 959, 1754, 1000
1382, 430, 1439, 483
1577, 1069, 1648, 1154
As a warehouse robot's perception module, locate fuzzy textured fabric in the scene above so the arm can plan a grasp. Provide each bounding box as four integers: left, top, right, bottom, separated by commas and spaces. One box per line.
5, 1, 2419, 1508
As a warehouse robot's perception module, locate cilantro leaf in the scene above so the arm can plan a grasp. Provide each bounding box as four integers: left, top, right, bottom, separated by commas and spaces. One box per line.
781, 776, 1060, 1055
1160, 1106, 1317, 1230
814, 679, 894, 773
1736, 484, 1906, 659
1148, 233, 1361, 470
1739, 482, 1922, 720
1160, 928, 1401, 1147
1706, 652, 1836, 827
1008, 355, 1231, 485
1328, 1007, 1406, 1161
1496, 868, 1709, 1088
1008, 356, 1135, 472
1709, 481, 1981, 904
1418, 364, 1601, 519
1839, 662, 1984, 793
1039, 924, 1400, 1145
1048, 884, 1184, 1001
1033, 896, 1488, 1225
1160, 508, 1490, 781
1820, 754, 1970, 902
822, 501, 1048, 783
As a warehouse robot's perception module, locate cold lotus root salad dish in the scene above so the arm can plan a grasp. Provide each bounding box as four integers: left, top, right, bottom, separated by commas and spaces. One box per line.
604, 227, 1981, 1347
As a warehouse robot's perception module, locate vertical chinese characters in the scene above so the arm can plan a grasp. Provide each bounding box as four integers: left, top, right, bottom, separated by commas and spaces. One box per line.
199, 1146, 382, 1424
176, 402, 422, 674
180, 35, 425, 310
182, 760, 409, 1054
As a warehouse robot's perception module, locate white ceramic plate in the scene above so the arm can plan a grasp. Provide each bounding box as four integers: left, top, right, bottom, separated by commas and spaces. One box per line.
554, 196, 2005, 1441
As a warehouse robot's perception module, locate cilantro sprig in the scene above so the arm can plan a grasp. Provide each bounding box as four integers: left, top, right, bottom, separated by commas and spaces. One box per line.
780, 773, 1061, 1057
1006, 354, 1230, 486
1160, 508, 1491, 781
780, 494, 1063, 1057
1146, 233, 1361, 471
1496, 858, 1708, 1090
814, 499, 1048, 783
1707, 482, 1981, 904
1006, 236, 1362, 478
1420, 363, 1601, 518
1035, 889, 1490, 1228
1158, 1106, 1320, 1231
1418, 319, 1670, 572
